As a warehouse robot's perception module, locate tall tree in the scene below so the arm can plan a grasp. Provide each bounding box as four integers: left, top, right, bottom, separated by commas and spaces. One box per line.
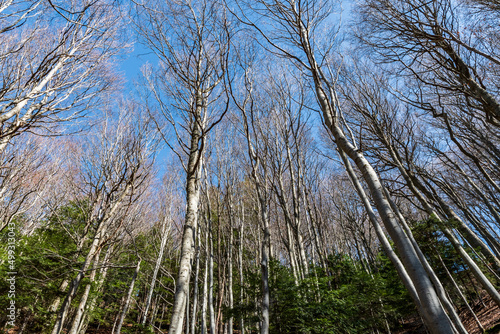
0, 0, 124, 152
229, 1, 457, 332
134, 1, 231, 333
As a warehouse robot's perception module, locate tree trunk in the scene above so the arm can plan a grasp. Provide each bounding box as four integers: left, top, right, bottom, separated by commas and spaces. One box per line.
168, 121, 204, 334
239, 206, 245, 334
333, 130, 454, 333
339, 149, 422, 308
51, 227, 106, 334
228, 198, 235, 334
258, 194, 270, 334
191, 225, 201, 334
201, 219, 209, 334
143, 215, 172, 326
68, 249, 104, 334
114, 259, 142, 334
382, 187, 467, 334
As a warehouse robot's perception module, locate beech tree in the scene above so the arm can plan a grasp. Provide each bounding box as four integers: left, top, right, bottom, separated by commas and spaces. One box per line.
2, 1, 500, 333
228, 1, 458, 332
0, 135, 58, 233
357, 0, 500, 126
51, 105, 155, 334
133, 1, 231, 333
0, 0, 124, 153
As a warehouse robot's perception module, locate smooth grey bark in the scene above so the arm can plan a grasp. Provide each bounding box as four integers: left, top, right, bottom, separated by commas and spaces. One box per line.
238, 206, 245, 334
191, 225, 201, 334
68, 251, 101, 334
143, 215, 172, 326
204, 175, 216, 334
333, 127, 454, 333
339, 149, 422, 308
228, 197, 235, 334
382, 187, 466, 334
286, 221, 300, 284
201, 220, 209, 334
115, 259, 142, 334
259, 205, 270, 334
186, 276, 190, 334
168, 117, 204, 334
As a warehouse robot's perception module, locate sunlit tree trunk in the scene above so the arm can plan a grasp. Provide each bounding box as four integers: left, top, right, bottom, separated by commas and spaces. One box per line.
201, 219, 209, 334
114, 259, 142, 334
143, 215, 172, 326
238, 205, 245, 334
191, 225, 201, 334
169, 143, 204, 334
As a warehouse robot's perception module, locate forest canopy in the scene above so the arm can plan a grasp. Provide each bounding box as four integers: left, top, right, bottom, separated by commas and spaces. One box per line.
0, 0, 499, 334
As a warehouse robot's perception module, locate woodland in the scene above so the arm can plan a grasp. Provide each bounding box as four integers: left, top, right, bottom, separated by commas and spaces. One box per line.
0, 0, 500, 334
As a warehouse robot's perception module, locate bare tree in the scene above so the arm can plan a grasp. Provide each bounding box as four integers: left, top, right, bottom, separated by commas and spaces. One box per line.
133, 1, 231, 333
0, 0, 125, 152
228, 1, 457, 332
0, 135, 58, 233
228, 57, 275, 334
51, 104, 155, 334
357, 0, 500, 126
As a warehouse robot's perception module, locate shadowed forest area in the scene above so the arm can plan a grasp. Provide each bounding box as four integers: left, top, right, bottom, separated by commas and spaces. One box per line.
0, 0, 500, 333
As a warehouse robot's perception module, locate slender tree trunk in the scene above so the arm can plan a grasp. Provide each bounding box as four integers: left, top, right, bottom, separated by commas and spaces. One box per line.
51, 227, 105, 334
201, 221, 209, 334
228, 198, 234, 334
436, 249, 484, 333
209, 219, 216, 334
259, 194, 270, 334
168, 123, 204, 334
186, 275, 190, 334
68, 249, 104, 334
82, 244, 113, 332
286, 220, 300, 284
382, 187, 467, 334
334, 132, 454, 333
50, 280, 69, 313
114, 259, 142, 334
238, 206, 245, 334
191, 225, 201, 334
339, 149, 422, 307
143, 215, 171, 325
204, 176, 216, 334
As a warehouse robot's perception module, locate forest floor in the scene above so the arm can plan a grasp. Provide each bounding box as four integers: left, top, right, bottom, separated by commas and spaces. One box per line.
395, 295, 500, 334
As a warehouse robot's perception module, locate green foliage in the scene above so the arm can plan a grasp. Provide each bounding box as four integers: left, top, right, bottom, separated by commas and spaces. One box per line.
228, 253, 414, 334
411, 215, 489, 306
0, 202, 87, 332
